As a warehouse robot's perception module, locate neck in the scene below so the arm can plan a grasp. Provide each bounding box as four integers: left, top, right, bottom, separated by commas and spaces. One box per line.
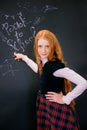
41, 58, 48, 66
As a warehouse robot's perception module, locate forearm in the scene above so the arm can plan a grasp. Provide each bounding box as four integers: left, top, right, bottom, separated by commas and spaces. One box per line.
62, 81, 87, 105
22, 55, 38, 73
53, 67, 87, 105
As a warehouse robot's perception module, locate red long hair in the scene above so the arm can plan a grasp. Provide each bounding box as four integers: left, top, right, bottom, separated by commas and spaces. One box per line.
34, 30, 75, 110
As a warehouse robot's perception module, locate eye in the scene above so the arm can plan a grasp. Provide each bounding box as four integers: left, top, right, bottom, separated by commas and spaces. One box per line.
38, 45, 42, 48
46, 45, 50, 48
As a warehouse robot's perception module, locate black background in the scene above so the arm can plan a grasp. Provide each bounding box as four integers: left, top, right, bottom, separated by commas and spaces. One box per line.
0, 0, 87, 130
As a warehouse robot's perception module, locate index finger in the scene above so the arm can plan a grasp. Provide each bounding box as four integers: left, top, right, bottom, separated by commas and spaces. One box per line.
47, 92, 56, 95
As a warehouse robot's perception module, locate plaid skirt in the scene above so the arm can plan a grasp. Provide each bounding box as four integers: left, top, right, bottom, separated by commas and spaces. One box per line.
36, 92, 80, 130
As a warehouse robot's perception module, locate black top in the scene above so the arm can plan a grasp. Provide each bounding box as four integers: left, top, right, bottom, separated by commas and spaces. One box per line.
38, 60, 65, 94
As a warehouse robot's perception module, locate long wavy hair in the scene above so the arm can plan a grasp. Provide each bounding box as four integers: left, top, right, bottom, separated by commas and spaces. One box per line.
34, 30, 75, 110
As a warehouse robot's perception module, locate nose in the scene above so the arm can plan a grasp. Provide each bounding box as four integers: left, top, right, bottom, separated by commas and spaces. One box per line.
42, 47, 46, 52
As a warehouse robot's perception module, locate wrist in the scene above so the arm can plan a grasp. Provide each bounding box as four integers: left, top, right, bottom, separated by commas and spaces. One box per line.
62, 95, 70, 105
22, 55, 28, 60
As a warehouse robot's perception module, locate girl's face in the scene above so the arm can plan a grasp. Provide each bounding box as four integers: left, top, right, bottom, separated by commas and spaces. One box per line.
37, 38, 51, 59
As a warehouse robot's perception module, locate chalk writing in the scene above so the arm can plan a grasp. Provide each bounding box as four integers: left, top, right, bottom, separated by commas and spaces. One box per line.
0, 58, 19, 76
42, 5, 58, 13
2, 12, 26, 35
0, 2, 58, 76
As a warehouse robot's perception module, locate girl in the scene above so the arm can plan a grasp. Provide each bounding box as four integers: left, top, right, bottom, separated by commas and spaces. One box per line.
14, 30, 87, 130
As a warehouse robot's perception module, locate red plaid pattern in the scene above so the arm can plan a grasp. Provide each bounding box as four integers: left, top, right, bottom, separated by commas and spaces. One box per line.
36, 93, 80, 130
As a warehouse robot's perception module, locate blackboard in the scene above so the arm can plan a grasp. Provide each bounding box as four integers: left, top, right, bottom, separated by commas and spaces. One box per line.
0, 0, 87, 130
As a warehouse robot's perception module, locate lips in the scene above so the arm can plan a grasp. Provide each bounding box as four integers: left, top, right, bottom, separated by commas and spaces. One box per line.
41, 54, 47, 56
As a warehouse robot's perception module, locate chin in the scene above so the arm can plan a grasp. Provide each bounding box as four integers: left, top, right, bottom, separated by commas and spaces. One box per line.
41, 56, 47, 59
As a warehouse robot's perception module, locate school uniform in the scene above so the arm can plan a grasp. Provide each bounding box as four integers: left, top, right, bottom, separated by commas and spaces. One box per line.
22, 56, 87, 130
36, 60, 79, 130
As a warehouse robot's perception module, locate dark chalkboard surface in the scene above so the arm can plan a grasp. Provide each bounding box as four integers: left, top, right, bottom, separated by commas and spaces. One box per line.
0, 0, 87, 130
